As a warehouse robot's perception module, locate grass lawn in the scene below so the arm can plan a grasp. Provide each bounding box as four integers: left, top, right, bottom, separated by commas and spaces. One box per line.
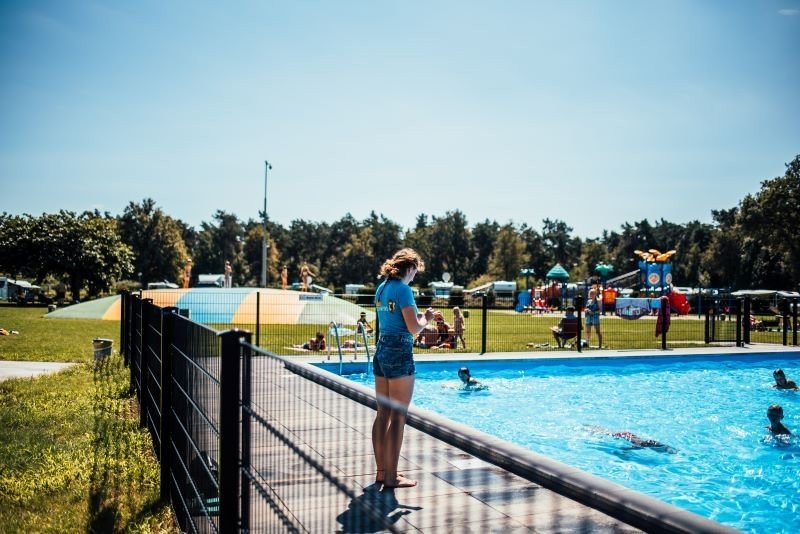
0, 304, 175, 533
248, 308, 756, 355
0, 304, 120, 362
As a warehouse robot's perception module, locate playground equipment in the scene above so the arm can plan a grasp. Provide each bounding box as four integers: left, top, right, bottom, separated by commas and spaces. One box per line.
610, 248, 690, 317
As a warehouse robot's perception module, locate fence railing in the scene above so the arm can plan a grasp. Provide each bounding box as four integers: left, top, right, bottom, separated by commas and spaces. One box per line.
120, 291, 737, 533
125, 289, 799, 357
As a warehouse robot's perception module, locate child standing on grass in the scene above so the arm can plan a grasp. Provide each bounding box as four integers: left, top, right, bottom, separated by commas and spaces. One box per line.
453, 307, 466, 349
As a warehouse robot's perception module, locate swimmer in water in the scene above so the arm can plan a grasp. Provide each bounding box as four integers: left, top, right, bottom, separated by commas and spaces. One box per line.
766, 404, 792, 436
588, 426, 677, 453
443, 367, 488, 391
772, 369, 798, 391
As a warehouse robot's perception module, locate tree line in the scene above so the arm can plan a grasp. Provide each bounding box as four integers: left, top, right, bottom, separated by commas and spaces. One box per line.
1, 155, 798, 298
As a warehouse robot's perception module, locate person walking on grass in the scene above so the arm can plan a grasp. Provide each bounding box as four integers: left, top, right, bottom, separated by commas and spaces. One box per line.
452, 306, 467, 349
584, 288, 603, 348
372, 248, 435, 489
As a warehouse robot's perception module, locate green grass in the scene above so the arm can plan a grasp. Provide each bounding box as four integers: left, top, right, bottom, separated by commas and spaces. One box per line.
245, 308, 756, 355
0, 305, 174, 533
0, 304, 120, 362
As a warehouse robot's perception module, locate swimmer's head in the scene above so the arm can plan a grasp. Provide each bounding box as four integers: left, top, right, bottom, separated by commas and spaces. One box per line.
767, 404, 784, 423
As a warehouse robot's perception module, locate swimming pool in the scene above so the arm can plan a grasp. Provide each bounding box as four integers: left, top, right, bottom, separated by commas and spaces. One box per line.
343, 354, 800, 533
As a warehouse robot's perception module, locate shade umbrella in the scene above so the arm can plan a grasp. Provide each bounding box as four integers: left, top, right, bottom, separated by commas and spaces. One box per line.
45, 288, 374, 326
545, 264, 570, 281
545, 264, 570, 309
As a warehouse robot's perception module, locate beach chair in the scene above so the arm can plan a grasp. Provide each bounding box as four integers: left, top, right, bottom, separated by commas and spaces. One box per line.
554, 317, 579, 348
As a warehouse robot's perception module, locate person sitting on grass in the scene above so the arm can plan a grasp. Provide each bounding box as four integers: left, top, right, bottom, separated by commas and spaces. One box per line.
766, 404, 792, 436
431, 311, 455, 349
772, 369, 798, 390
414, 325, 439, 348
550, 306, 579, 348
293, 331, 326, 351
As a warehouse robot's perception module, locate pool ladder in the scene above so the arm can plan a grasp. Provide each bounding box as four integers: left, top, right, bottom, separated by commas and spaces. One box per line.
327, 321, 372, 375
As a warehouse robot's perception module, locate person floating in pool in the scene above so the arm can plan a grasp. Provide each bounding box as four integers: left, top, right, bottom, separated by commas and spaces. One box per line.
772, 369, 798, 390
766, 404, 792, 436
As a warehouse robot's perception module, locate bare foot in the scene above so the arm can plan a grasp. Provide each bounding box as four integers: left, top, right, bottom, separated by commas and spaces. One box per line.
376, 469, 404, 483
383, 474, 417, 488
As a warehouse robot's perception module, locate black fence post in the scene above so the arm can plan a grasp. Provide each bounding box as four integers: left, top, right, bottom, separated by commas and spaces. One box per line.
735, 299, 742, 347
481, 294, 488, 354
130, 295, 139, 394
660, 297, 668, 350
255, 290, 260, 347
160, 307, 178, 504
704, 307, 710, 344
139, 299, 153, 429
743, 297, 751, 345
574, 295, 584, 353
120, 291, 127, 362
793, 299, 798, 347
240, 335, 253, 532
218, 329, 249, 533
781, 299, 789, 346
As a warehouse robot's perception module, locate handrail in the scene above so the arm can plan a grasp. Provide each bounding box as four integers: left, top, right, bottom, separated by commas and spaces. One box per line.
356, 326, 372, 370
327, 321, 344, 375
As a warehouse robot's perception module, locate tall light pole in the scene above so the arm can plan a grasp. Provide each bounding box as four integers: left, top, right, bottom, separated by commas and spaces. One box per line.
261, 161, 272, 287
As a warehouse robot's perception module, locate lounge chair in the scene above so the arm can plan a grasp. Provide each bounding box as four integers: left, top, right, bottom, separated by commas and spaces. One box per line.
551, 317, 579, 348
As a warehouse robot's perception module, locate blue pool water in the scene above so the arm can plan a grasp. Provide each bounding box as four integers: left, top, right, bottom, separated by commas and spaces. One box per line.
344, 355, 800, 533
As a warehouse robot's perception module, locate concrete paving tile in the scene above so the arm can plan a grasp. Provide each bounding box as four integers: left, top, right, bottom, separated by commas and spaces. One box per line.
387, 491, 510, 530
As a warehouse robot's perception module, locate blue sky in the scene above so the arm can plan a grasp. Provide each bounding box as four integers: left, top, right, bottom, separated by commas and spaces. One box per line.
1, 1, 798, 238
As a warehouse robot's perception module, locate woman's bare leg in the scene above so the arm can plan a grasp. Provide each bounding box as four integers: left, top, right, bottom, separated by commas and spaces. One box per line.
380, 374, 416, 487
372, 376, 390, 480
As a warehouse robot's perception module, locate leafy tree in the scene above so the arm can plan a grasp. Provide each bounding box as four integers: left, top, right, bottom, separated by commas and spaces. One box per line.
702, 208, 741, 288
518, 223, 545, 284
0, 213, 34, 279
470, 219, 499, 284
575, 239, 607, 282
190, 211, 247, 285
488, 223, 528, 281
736, 154, 800, 288
425, 210, 472, 286
118, 199, 189, 285
30, 211, 132, 296
403, 214, 434, 287
540, 218, 580, 268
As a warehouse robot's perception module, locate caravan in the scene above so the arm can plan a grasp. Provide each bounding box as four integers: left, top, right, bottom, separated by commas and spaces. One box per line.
0, 277, 42, 303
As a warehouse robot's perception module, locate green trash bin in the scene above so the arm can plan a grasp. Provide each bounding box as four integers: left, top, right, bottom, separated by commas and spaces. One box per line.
93, 338, 113, 361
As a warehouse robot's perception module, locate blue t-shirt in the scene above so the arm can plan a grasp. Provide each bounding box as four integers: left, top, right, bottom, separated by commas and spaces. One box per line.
375, 279, 418, 335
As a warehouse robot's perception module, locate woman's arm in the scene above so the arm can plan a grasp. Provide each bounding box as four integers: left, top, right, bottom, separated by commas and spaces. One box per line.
402, 306, 435, 335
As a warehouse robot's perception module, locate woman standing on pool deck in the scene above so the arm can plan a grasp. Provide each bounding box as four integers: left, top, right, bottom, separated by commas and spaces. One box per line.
372, 248, 435, 489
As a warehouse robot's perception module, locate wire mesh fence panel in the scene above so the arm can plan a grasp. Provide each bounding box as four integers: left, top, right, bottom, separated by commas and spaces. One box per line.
169, 314, 222, 534
121, 291, 737, 533
142, 300, 164, 459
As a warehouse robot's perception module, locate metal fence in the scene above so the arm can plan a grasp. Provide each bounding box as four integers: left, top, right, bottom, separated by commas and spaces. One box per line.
127, 289, 799, 356
120, 291, 741, 533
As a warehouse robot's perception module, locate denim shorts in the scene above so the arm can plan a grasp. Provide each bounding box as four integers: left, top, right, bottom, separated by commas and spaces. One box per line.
373, 333, 415, 378
586, 315, 600, 327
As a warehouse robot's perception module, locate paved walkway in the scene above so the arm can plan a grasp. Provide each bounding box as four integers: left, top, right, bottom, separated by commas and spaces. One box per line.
267, 344, 800, 531
0, 360, 75, 381
248, 359, 644, 533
